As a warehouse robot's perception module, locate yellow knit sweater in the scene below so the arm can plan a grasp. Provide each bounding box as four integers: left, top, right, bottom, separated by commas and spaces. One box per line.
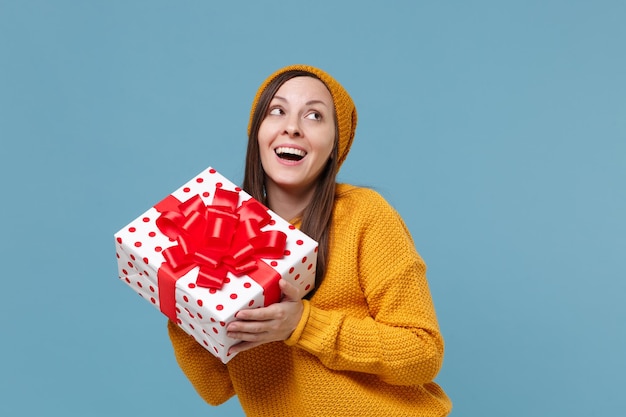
168, 184, 452, 416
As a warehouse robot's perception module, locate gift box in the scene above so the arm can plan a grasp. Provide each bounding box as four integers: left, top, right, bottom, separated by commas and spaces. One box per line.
114, 166, 317, 363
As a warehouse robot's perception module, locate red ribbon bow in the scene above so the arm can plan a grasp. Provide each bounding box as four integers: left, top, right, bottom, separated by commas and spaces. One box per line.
154, 188, 287, 322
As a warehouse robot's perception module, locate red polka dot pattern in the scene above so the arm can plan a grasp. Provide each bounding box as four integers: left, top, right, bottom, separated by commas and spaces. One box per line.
114, 166, 318, 363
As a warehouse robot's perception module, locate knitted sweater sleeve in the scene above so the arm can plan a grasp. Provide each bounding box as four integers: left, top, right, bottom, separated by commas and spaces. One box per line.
286, 188, 444, 386
167, 320, 235, 405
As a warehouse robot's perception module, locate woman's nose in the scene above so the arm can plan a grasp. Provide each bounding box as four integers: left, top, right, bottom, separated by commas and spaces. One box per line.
284, 116, 302, 137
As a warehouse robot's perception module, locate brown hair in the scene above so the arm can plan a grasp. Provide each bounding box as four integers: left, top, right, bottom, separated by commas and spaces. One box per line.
243, 70, 339, 297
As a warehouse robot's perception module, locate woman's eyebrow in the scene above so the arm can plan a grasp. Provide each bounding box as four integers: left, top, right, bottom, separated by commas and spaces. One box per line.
306, 99, 330, 108
272, 95, 330, 108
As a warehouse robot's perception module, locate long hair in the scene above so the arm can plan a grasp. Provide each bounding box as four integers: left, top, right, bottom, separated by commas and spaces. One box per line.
243, 70, 339, 298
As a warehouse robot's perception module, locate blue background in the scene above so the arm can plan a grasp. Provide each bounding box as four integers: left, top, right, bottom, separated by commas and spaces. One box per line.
1, 1, 624, 415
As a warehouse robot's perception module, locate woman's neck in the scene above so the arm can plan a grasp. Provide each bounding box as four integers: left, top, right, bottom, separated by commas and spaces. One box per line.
265, 183, 315, 222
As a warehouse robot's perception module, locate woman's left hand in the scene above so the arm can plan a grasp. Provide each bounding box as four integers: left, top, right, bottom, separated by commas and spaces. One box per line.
226, 278, 304, 355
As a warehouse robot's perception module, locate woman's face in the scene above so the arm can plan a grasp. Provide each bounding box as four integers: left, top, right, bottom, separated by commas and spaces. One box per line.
258, 76, 336, 196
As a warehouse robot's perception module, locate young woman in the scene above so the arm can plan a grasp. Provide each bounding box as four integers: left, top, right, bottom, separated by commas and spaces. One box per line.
168, 64, 452, 416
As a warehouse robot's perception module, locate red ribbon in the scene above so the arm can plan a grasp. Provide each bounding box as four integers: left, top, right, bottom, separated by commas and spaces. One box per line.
153, 188, 287, 322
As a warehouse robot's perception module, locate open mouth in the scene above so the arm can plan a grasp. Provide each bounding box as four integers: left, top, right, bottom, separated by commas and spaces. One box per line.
275, 146, 307, 161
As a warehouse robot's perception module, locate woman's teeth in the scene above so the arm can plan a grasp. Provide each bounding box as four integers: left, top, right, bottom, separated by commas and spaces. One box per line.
275, 147, 306, 161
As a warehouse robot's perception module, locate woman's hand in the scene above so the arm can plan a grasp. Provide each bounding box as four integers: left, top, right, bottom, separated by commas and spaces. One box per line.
226, 279, 304, 355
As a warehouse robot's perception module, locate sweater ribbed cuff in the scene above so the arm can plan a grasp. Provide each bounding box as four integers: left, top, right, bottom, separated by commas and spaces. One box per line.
285, 302, 335, 353
284, 300, 309, 346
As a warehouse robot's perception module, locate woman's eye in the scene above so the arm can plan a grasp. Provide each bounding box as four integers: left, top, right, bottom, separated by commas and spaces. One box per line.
268, 107, 284, 116
305, 112, 322, 121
